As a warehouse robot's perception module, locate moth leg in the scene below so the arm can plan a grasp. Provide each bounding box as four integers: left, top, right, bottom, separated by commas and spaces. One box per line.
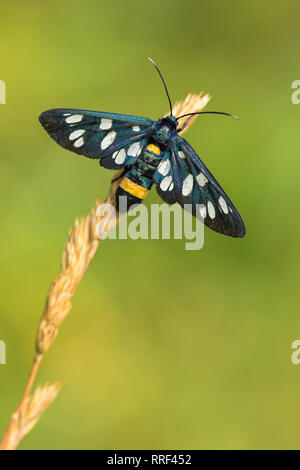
111, 169, 126, 184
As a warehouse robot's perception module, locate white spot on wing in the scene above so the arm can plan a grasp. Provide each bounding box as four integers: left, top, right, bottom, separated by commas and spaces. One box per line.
65, 114, 83, 123
69, 129, 85, 140
207, 201, 215, 219
74, 137, 84, 148
196, 172, 208, 187
218, 196, 229, 214
100, 118, 112, 130
178, 151, 185, 159
169, 182, 174, 191
158, 159, 170, 176
113, 148, 126, 164
132, 126, 140, 132
182, 174, 194, 196
199, 204, 207, 219
160, 175, 173, 191
101, 130, 116, 150
127, 142, 142, 157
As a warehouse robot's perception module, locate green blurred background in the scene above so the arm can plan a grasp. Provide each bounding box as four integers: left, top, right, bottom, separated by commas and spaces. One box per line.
1, 0, 300, 450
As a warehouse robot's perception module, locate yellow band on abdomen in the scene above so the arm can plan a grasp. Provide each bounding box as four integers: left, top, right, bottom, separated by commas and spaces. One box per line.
120, 177, 149, 199
146, 143, 161, 155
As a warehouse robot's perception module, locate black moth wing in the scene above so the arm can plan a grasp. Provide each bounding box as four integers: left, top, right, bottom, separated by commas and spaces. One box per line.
154, 148, 178, 205
39, 109, 154, 169
154, 135, 246, 238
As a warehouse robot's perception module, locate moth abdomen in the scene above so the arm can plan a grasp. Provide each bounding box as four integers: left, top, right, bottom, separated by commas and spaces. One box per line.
115, 184, 144, 213
115, 143, 162, 213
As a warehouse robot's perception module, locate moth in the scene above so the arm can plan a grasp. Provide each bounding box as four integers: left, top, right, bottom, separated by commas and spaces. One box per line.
39, 58, 246, 238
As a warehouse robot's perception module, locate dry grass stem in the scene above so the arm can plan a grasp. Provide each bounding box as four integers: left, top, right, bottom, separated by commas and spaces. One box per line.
36, 174, 122, 355
0, 92, 210, 450
170, 92, 211, 128
0, 383, 60, 451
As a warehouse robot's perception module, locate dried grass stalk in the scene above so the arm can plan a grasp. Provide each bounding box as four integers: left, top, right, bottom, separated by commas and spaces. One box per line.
0, 92, 210, 450
170, 92, 211, 126
0, 383, 60, 450
36, 176, 122, 354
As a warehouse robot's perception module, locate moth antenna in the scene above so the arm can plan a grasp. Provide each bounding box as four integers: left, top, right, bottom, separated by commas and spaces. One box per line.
177, 111, 240, 120
148, 57, 173, 116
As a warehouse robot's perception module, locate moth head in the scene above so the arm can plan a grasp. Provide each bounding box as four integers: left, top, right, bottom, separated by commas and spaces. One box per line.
155, 117, 177, 144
